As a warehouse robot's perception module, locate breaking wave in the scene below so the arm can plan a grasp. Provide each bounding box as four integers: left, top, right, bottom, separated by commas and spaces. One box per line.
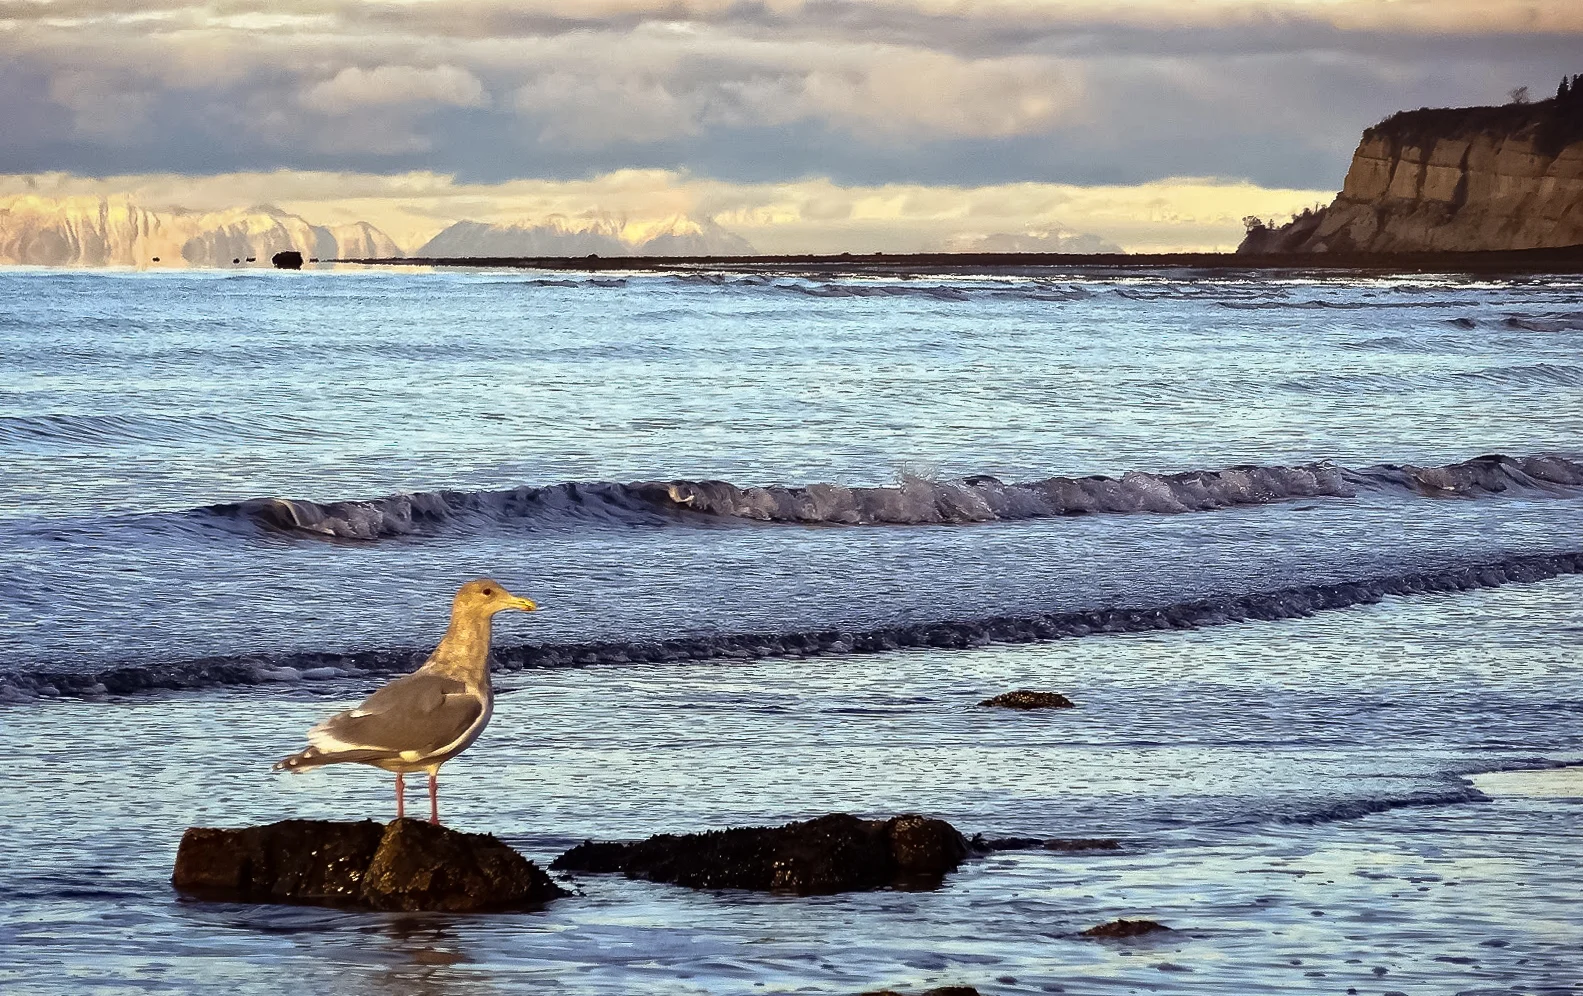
5, 549, 1578, 700
202, 453, 1583, 541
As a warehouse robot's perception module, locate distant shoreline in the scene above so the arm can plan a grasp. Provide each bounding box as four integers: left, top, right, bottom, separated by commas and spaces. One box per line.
336, 246, 1583, 276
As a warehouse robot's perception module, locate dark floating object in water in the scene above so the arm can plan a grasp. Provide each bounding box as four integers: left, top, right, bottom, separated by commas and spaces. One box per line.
232, 258, 240, 264
1079, 919, 1173, 939
171, 817, 566, 911
979, 690, 1075, 710
552, 812, 967, 894
151, 257, 160, 262
246, 256, 256, 262
271, 251, 304, 270
972, 835, 1120, 851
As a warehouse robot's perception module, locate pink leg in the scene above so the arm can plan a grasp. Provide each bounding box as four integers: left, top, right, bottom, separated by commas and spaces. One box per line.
428, 771, 440, 826
395, 772, 405, 821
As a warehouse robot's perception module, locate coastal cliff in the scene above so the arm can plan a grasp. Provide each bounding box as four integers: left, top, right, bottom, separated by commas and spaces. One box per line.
1241, 98, 1583, 253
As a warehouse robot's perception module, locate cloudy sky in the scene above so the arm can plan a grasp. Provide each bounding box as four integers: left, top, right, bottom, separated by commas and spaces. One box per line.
2, 0, 1578, 251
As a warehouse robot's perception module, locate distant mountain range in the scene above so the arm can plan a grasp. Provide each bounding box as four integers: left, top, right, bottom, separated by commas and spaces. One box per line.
0, 196, 402, 267
411, 214, 756, 258
940, 229, 1124, 253
0, 197, 760, 265
0, 195, 1125, 265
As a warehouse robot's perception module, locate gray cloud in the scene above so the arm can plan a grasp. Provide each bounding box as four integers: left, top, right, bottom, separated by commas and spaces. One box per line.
0, 0, 1577, 189
300, 65, 489, 116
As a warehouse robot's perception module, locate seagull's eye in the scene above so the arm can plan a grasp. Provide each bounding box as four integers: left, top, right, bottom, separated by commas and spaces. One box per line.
482, 588, 495, 597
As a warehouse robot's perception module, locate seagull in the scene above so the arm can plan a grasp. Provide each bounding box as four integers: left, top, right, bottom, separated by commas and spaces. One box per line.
274, 579, 537, 824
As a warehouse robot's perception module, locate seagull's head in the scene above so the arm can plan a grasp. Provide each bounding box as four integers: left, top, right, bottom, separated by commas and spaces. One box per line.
454, 578, 538, 616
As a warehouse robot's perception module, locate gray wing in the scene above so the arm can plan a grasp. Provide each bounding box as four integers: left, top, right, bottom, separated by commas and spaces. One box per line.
308, 671, 482, 756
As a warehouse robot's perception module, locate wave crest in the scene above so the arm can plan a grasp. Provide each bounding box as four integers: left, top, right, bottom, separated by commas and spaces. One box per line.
208, 453, 1583, 541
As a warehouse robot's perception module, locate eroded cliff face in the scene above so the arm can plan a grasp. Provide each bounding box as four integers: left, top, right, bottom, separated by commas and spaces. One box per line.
0, 195, 403, 266
1241, 103, 1583, 253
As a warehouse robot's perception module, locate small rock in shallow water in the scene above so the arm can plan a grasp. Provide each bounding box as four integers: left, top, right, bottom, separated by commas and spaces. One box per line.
1080, 919, 1172, 939
978, 690, 1075, 709
172, 818, 566, 911
552, 812, 967, 894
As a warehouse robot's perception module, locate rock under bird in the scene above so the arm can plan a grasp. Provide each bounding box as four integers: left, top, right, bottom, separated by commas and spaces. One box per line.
274, 579, 537, 824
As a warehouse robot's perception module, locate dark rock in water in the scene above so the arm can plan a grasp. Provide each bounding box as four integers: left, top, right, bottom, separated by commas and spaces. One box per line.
174, 819, 381, 904
552, 812, 968, 894
972, 834, 1120, 852
232, 258, 240, 264
172, 818, 566, 911
979, 690, 1075, 709
271, 250, 304, 270
359, 819, 566, 911
1080, 918, 1172, 939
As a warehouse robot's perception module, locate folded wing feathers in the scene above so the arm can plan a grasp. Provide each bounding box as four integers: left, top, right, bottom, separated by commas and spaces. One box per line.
279, 671, 482, 769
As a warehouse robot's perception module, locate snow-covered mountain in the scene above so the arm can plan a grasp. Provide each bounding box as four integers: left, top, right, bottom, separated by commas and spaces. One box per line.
417, 213, 754, 257
321, 221, 403, 260
0, 196, 403, 266
940, 229, 1123, 254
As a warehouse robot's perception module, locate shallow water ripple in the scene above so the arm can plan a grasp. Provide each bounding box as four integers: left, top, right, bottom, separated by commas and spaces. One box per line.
4, 578, 1583, 994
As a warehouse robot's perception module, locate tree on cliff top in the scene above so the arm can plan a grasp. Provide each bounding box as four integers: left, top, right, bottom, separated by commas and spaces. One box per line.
1555, 74, 1583, 109
1368, 76, 1583, 157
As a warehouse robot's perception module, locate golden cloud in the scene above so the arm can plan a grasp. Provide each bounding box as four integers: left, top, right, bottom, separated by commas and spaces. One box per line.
0, 169, 1334, 253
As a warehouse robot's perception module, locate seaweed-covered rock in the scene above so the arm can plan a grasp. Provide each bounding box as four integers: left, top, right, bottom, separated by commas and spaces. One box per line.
172, 818, 566, 911
552, 812, 968, 894
1079, 918, 1172, 939
978, 690, 1075, 709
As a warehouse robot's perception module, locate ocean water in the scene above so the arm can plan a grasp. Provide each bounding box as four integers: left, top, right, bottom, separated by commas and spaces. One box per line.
1, 266, 1582, 995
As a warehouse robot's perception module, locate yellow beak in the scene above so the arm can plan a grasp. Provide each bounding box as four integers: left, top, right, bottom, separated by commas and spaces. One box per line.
508, 596, 538, 612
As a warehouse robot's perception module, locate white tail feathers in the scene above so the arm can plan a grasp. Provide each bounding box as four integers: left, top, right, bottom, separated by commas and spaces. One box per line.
272, 745, 391, 772
272, 747, 326, 772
